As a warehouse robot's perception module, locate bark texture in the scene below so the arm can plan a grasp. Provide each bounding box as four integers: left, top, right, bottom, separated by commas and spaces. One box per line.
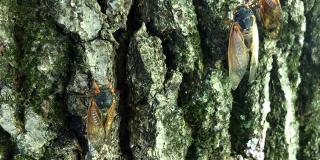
0, 0, 318, 160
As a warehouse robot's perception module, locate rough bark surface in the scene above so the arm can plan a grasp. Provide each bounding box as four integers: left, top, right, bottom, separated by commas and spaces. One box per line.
0, 0, 318, 160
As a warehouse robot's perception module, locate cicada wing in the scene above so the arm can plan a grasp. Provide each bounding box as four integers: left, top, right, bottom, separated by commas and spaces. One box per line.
86, 99, 105, 148
104, 99, 117, 135
103, 83, 118, 137
264, 0, 281, 8
228, 23, 249, 90
249, 17, 259, 82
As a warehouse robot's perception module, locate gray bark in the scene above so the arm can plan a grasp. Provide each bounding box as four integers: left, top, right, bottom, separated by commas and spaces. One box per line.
0, 0, 318, 160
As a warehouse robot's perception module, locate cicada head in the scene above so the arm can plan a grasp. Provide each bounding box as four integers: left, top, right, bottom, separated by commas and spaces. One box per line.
259, 0, 282, 38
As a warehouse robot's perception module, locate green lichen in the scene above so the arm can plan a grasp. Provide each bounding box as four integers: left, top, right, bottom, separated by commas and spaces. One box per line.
0, 1, 76, 158
103, 0, 132, 31
13, 154, 36, 160
52, 0, 103, 41
181, 69, 232, 159
265, 63, 289, 159
0, 0, 18, 91
139, 0, 203, 73
297, 0, 320, 159
128, 24, 192, 159
13, 2, 70, 122
264, 0, 305, 159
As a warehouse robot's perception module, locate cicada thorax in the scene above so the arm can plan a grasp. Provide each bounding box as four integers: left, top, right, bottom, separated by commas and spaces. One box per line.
94, 85, 113, 112
259, 0, 282, 38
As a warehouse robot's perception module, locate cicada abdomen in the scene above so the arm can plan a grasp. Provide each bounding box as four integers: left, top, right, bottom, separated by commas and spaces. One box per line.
259, 0, 282, 38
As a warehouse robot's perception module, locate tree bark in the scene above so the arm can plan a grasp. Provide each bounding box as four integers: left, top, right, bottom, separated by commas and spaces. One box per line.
0, 0, 318, 159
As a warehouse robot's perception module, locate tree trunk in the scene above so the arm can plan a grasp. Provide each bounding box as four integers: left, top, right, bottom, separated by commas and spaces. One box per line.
0, 0, 318, 159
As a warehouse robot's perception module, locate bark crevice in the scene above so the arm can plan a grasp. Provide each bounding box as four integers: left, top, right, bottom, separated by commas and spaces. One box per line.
113, 0, 142, 158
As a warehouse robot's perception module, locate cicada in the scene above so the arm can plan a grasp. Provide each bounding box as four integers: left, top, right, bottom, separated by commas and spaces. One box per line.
86, 80, 118, 148
259, 0, 282, 38
228, 5, 259, 90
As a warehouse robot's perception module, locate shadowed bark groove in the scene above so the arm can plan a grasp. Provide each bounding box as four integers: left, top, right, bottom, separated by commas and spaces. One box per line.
114, 0, 142, 159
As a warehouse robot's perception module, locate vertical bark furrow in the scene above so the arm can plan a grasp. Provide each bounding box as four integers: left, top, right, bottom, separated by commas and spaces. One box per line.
192, 0, 236, 66
113, 0, 141, 158
102, 0, 132, 32
115, 1, 147, 159
127, 24, 192, 159
0, 127, 15, 159
265, 55, 288, 159
265, 0, 305, 159
0, 1, 21, 146
297, 0, 320, 159
237, 40, 274, 160
138, 0, 202, 73
181, 70, 232, 160
182, 1, 236, 159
